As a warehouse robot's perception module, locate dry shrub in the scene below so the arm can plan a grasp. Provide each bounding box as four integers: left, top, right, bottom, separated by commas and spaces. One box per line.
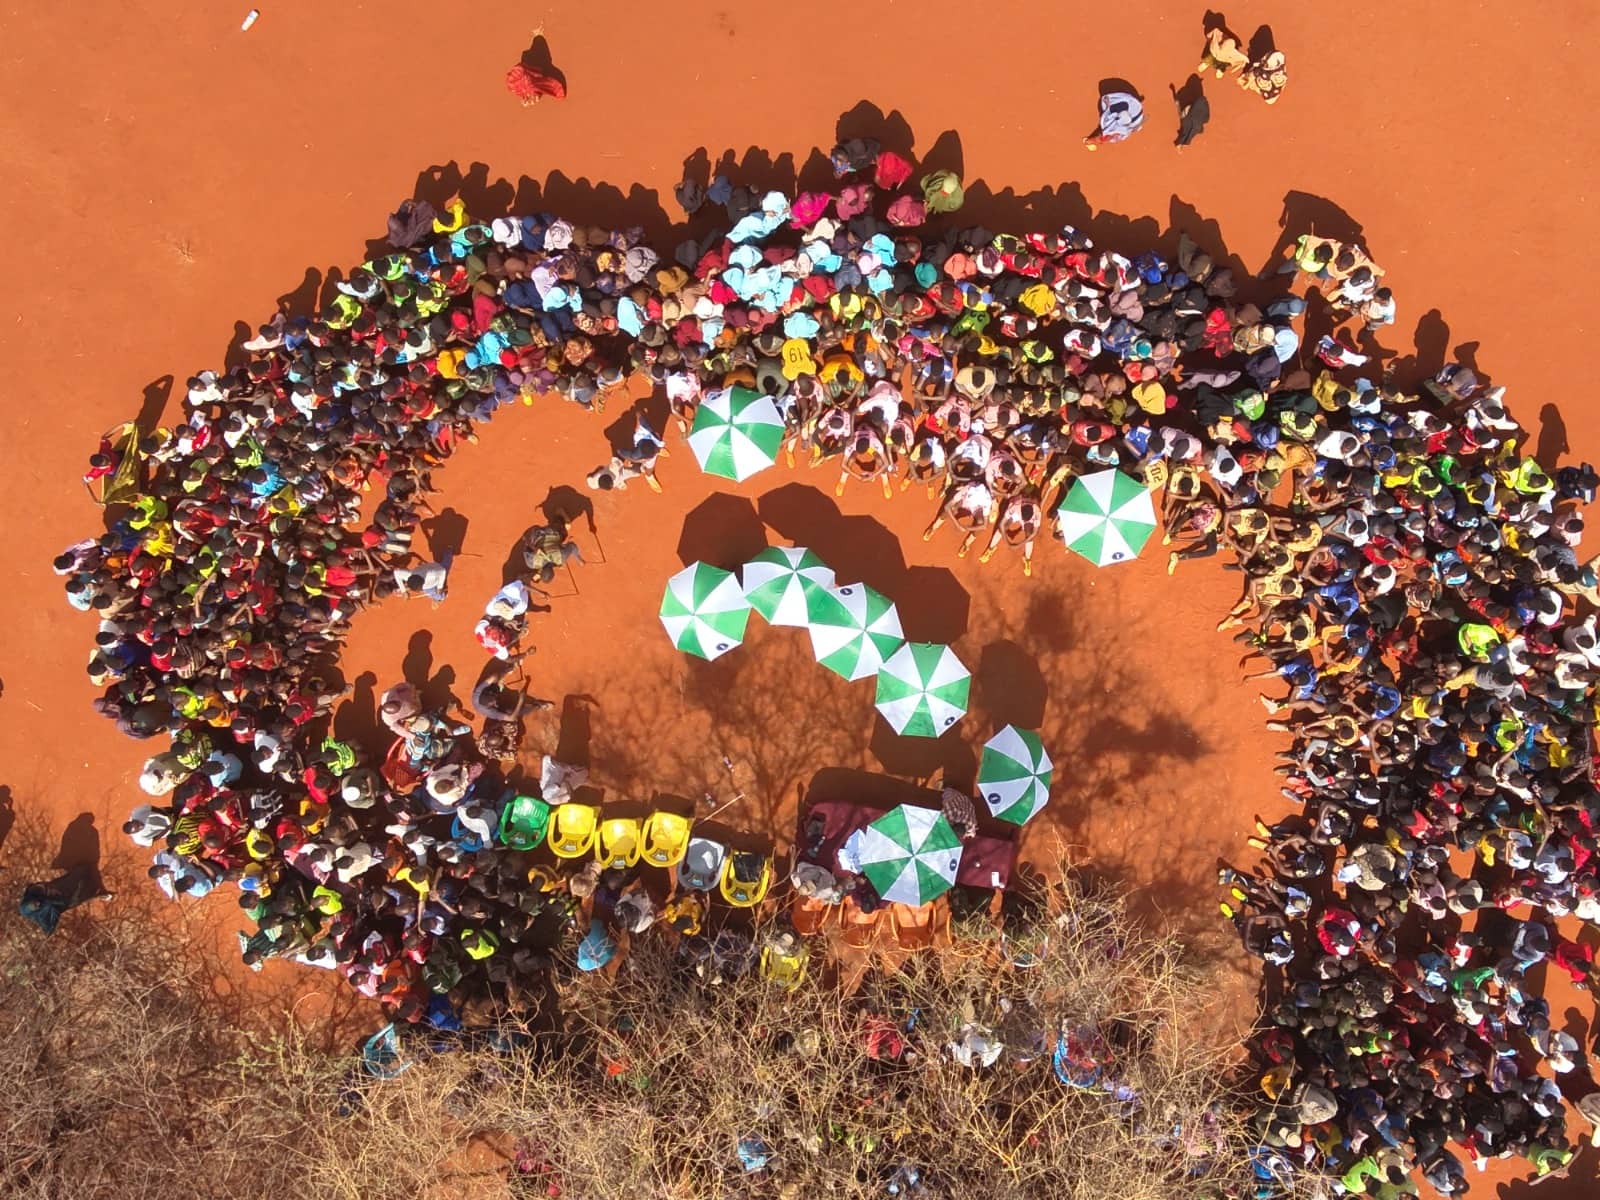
0, 836, 1255, 1200
0, 837, 261, 1199
294, 873, 1257, 1200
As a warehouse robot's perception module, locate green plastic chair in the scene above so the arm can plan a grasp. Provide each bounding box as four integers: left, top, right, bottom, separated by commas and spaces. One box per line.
498, 794, 552, 850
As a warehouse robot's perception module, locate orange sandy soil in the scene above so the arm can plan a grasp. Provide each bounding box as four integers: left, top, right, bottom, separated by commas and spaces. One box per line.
3, 2, 1600, 1194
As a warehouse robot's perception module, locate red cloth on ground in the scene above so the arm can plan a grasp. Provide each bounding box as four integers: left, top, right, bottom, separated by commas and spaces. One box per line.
505, 64, 566, 102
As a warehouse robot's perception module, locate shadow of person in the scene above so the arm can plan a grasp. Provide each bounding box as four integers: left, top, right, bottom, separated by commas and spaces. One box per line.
519, 34, 566, 91
541, 485, 596, 535
557, 694, 598, 767
603, 395, 671, 456
1247, 24, 1276, 60
137, 375, 174, 436
401, 630, 434, 690
1411, 308, 1451, 379
1171, 76, 1211, 147
1265, 191, 1367, 275
421, 664, 459, 714
421, 506, 470, 561
333, 671, 381, 751
920, 129, 965, 180
675, 147, 713, 218
1169, 195, 1251, 294
54, 812, 102, 871
499, 529, 530, 587
275, 266, 323, 320
1537, 403, 1570, 468
0, 785, 14, 855
834, 100, 916, 161
676, 492, 767, 570
222, 319, 253, 371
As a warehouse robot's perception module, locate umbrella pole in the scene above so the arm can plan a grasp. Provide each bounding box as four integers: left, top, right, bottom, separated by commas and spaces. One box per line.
536, 566, 580, 600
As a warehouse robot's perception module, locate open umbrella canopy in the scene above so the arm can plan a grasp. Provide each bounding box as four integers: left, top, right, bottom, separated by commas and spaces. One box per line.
687, 385, 785, 482
808, 582, 905, 680
659, 562, 751, 661
855, 804, 962, 905
874, 642, 970, 737
1056, 468, 1157, 566
740, 545, 836, 627
978, 726, 1053, 825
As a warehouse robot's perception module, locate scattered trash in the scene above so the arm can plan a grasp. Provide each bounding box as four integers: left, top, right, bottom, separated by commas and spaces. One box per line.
240, 9, 259, 31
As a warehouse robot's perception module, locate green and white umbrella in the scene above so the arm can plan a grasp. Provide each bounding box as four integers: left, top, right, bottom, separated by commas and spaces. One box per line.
978, 725, 1053, 825
1056, 468, 1157, 566
855, 804, 962, 906
659, 562, 751, 661
687, 385, 785, 482
874, 642, 970, 738
808, 583, 905, 681
741, 545, 836, 627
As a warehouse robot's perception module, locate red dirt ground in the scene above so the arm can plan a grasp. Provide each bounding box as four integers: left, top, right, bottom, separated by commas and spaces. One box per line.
3, 3, 1599, 1195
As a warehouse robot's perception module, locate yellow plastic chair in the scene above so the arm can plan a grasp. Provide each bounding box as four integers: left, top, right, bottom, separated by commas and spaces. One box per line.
547, 803, 599, 859
596, 817, 642, 869
641, 811, 692, 867
720, 851, 772, 908
759, 934, 810, 990
526, 864, 563, 893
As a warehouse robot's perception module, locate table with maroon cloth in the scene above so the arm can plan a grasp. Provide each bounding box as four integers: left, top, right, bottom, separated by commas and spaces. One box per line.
797, 799, 1015, 892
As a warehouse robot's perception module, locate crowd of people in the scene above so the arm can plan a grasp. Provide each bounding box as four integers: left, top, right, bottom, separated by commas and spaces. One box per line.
55, 119, 1600, 1194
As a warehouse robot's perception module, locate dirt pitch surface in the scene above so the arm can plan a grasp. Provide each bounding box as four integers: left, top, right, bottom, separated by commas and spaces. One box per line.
3, 3, 1599, 1195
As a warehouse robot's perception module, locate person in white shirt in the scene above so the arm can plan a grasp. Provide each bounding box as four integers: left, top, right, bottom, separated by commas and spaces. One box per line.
393, 554, 451, 604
